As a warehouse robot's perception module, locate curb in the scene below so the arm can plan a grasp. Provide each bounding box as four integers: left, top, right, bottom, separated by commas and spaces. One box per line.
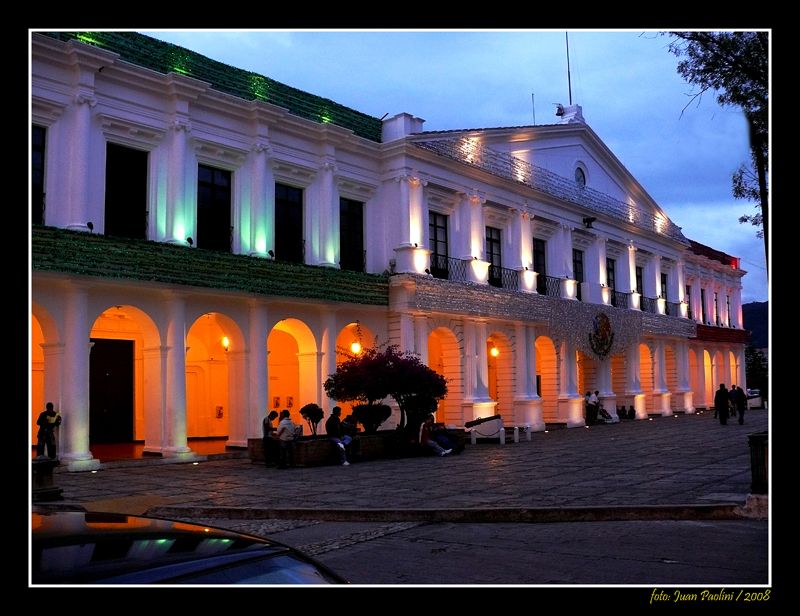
139, 503, 751, 523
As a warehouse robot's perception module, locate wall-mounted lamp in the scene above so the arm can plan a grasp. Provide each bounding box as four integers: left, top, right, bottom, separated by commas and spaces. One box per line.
489, 346, 500, 358
221, 336, 230, 352
186, 237, 193, 246
424, 268, 431, 275
414, 242, 418, 248
87, 221, 94, 233
268, 249, 275, 258
582, 216, 596, 229
350, 341, 362, 355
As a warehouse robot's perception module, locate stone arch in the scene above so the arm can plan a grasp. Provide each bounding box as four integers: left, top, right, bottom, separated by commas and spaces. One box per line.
428, 326, 463, 425
186, 311, 246, 446
639, 343, 654, 412
703, 349, 714, 408
336, 321, 377, 364
487, 330, 514, 421
268, 318, 319, 426
535, 335, 558, 422
88, 304, 161, 446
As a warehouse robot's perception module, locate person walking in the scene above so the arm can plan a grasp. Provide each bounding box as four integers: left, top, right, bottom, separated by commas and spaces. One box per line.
714, 384, 730, 425
36, 402, 61, 460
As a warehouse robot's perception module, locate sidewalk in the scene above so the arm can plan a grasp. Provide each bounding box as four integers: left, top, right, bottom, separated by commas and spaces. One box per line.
44, 410, 769, 519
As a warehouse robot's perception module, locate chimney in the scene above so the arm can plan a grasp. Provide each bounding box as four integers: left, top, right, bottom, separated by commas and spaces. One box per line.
382, 112, 425, 142
558, 104, 585, 124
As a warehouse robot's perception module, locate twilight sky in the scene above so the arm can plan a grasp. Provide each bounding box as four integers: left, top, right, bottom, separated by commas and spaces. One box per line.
143, 29, 769, 303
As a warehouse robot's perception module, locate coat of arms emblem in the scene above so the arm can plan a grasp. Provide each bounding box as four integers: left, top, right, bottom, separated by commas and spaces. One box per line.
589, 312, 614, 359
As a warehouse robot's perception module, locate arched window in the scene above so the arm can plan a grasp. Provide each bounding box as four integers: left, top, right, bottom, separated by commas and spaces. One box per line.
574, 167, 586, 188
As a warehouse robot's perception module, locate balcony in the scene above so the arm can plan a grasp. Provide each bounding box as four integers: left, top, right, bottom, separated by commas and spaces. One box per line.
429, 254, 468, 283
488, 264, 519, 291
537, 274, 562, 298
640, 296, 659, 314
610, 289, 630, 309
665, 300, 681, 317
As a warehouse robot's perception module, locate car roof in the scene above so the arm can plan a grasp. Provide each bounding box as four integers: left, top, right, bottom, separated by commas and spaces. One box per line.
31, 511, 345, 585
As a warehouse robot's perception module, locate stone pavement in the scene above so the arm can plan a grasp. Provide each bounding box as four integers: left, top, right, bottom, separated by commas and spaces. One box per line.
46, 409, 769, 517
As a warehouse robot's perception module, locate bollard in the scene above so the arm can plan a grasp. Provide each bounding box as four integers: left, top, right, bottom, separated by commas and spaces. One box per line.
513, 427, 519, 443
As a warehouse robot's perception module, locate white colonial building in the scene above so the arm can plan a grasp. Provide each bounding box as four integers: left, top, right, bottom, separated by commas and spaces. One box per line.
31, 32, 749, 470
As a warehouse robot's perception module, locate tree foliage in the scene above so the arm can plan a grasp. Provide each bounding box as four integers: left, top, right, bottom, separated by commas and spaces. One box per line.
323, 345, 448, 435
744, 345, 768, 401
666, 32, 769, 268
299, 403, 324, 435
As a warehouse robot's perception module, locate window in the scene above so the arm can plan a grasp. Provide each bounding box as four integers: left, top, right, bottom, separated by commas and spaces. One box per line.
106, 143, 149, 240
660, 273, 668, 301
339, 197, 364, 272
573, 249, 584, 301
726, 295, 732, 326
275, 183, 303, 263
700, 288, 707, 323
32, 125, 46, 225
429, 212, 449, 279
485, 226, 502, 287
685, 284, 693, 320
197, 164, 232, 251
533, 238, 547, 294
606, 258, 616, 306
574, 167, 586, 188
635, 266, 643, 295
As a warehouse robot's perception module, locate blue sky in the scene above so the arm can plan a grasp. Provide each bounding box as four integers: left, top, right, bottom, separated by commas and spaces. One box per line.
143, 29, 769, 303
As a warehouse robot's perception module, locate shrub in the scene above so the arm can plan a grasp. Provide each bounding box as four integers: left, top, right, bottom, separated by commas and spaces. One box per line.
352, 404, 392, 434
299, 403, 324, 435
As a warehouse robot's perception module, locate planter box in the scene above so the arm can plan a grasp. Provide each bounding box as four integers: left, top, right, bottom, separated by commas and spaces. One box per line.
248, 428, 467, 467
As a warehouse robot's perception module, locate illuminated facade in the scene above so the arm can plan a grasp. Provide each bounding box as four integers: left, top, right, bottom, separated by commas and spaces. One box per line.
31, 32, 748, 470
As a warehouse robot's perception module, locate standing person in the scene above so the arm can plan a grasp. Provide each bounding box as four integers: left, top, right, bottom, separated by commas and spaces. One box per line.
262, 410, 279, 467
736, 385, 748, 425
714, 384, 730, 425
420, 414, 451, 457
325, 406, 352, 466
728, 385, 738, 418
275, 409, 296, 469
36, 402, 61, 460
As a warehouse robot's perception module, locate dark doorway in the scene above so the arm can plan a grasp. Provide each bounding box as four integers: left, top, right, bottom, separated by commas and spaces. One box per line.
90, 339, 134, 443
105, 143, 148, 239
339, 197, 364, 272
32, 125, 46, 225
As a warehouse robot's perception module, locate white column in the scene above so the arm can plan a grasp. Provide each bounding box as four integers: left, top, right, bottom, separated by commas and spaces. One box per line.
64, 93, 96, 232
626, 343, 647, 418
643, 254, 659, 304
41, 343, 64, 419
248, 140, 271, 256
584, 234, 608, 304
690, 279, 703, 323
142, 345, 166, 454
722, 347, 733, 387
474, 321, 490, 400
619, 241, 639, 309
730, 285, 744, 328
736, 347, 747, 391
398, 313, 414, 354
559, 340, 584, 427
596, 357, 618, 422
455, 193, 473, 259
513, 323, 544, 430
319, 312, 338, 420
462, 319, 477, 402
393, 175, 428, 273
703, 281, 716, 325
248, 302, 269, 438
165, 296, 192, 456
674, 341, 694, 413
720, 286, 731, 327
59, 286, 99, 470
652, 340, 672, 415
414, 315, 429, 366
694, 345, 708, 409
165, 119, 191, 244
317, 159, 339, 267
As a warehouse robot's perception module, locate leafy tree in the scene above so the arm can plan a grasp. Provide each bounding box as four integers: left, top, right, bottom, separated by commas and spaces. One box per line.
323, 345, 448, 436
299, 403, 324, 435
744, 345, 768, 401
666, 31, 768, 271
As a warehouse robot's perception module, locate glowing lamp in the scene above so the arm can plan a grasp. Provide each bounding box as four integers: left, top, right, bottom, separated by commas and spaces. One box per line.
221, 336, 230, 352
350, 341, 362, 355
489, 346, 500, 358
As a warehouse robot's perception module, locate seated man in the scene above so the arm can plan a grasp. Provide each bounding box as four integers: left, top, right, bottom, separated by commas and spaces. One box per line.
420, 414, 452, 457
325, 406, 352, 466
